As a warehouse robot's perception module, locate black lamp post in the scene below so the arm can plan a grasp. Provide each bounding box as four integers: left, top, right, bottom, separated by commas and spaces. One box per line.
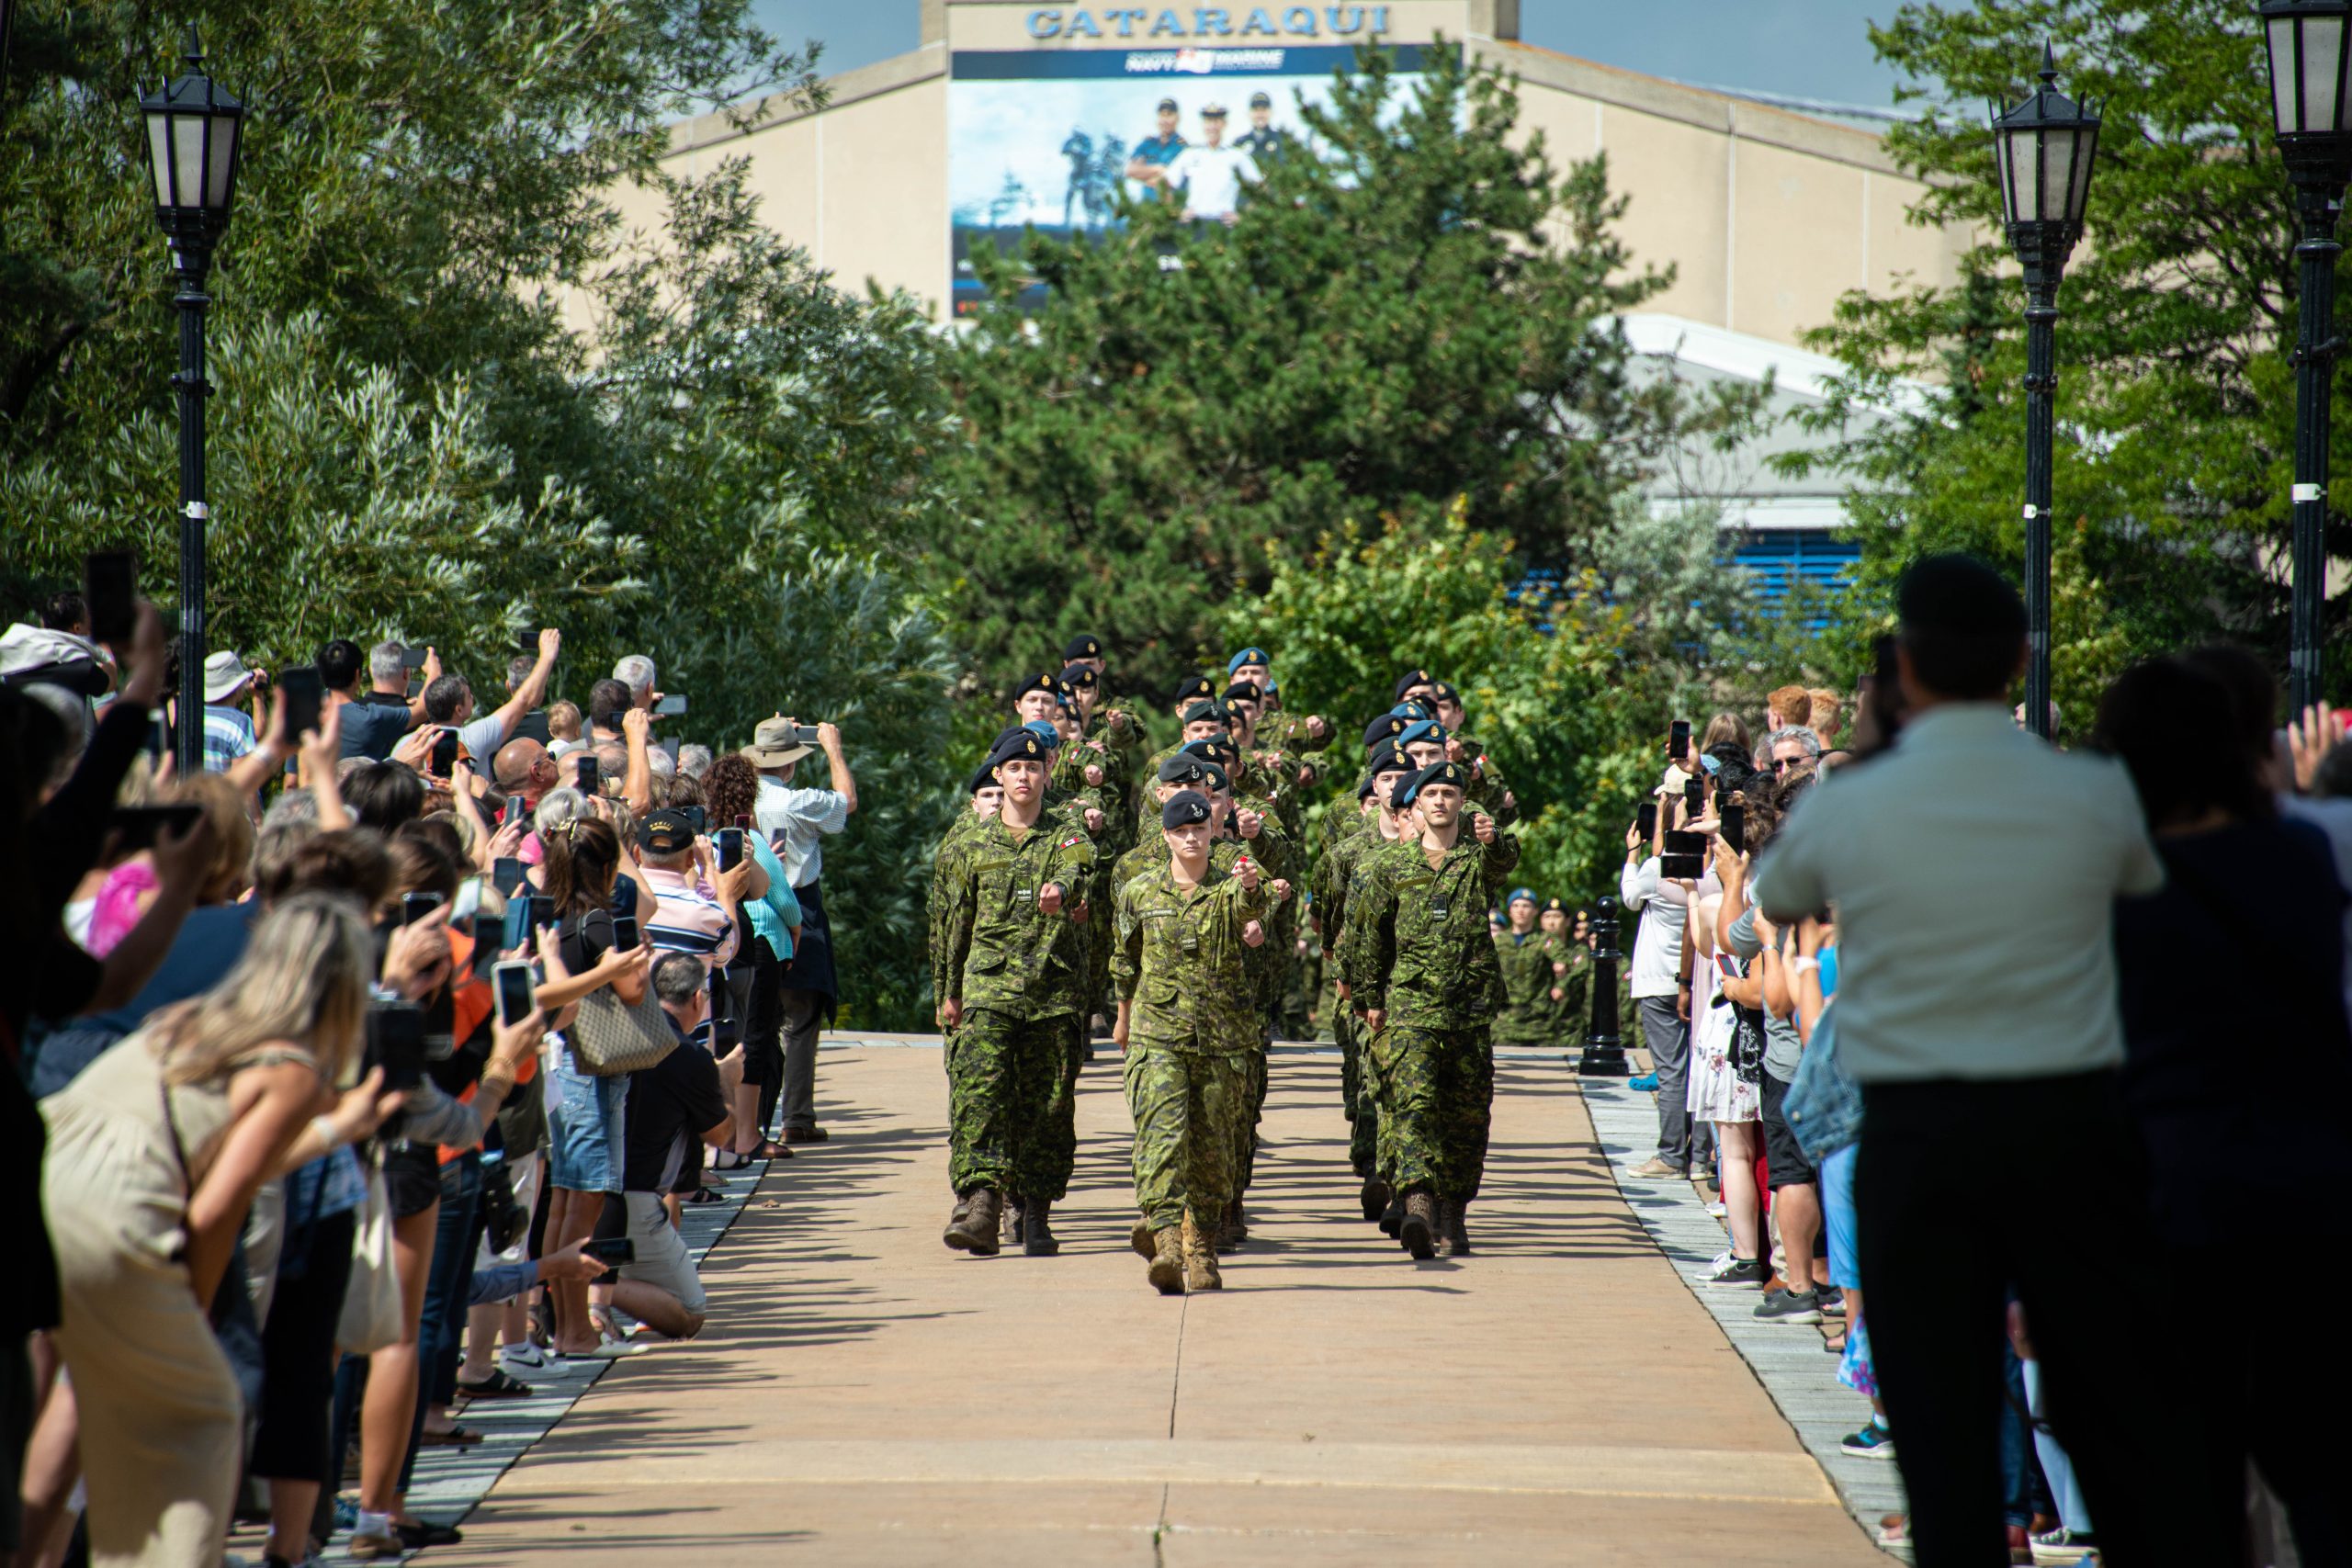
1576, 897, 1626, 1077
1, 0, 16, 77
1991, 47, 2100, 742
140, 28, 243, 776
2262, 0, 2352, 716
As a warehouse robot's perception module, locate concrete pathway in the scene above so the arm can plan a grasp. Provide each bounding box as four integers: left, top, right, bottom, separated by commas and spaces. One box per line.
433, 1044, 1884, 1567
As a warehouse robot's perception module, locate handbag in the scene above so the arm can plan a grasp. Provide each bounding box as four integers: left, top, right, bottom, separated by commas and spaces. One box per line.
479, 1156, 528, 1255
1782, 997, 1864, 1164
568, 985, 678, 1077
335, 1156, 404, 1355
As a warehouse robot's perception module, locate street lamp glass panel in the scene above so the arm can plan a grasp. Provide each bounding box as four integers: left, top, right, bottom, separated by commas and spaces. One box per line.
2305, 16, 2348, 130
139, 32, 243, 228
2266, 2, 2352, 137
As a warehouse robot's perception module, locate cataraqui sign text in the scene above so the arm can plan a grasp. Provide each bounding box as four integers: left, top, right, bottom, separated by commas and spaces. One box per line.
1025, 6, 1395, 39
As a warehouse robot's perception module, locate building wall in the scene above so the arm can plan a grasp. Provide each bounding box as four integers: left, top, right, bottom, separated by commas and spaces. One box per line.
613, 0, 1967, 351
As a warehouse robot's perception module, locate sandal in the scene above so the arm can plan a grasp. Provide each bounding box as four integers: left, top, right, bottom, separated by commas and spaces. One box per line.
684, 1186, 727, 1205
741, 1138, 793, 1161
421, 1424, 484, 1447
1824, 1332, 1848, 1354
708, 1149, 753, 1171
456, 1369, 534, 1400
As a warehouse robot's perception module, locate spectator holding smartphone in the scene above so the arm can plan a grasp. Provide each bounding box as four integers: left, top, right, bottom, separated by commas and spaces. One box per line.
745, 716, 856, 1145
704, 755, 803, 1164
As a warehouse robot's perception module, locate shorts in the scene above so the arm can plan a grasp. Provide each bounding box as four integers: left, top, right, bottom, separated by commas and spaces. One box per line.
620, 1191, 707, 1315
382, 1144, 443, 1220
1758, 1073, 1816, 1190
1818, 1142, 1860, 1291
548, 1052, 629, 1193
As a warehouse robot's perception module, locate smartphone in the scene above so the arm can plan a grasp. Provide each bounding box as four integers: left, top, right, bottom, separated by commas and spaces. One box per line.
583, 1236, 636, 1268
1668, 718, 1690, 764
1635, 801, 1658, 840
1659, 852, 1706, 879
1721, 801, 1747, 855
401, 647, 430, 671
277, 666, 324, 739
576, 753, 601, 795
504, 794, 530, 831
652, 694, 687, 716
1684, 773, 1707, 815
613, 915, 641, 953
610, 876, 637, 919
428, 729, 460, 777
679, 805, 708, 837
527, 894, 556, 932
85, 550, 139, 645
735, 814, 752, 831
364, 1002, 428, 1091
399, 890, 446, 927
1664, 829, 1708, 856
715, 827, 745, 873
108, 803, 203, 852
788, 724, 823, 746
471, 911, 505, 979
492, 961, 537, 1028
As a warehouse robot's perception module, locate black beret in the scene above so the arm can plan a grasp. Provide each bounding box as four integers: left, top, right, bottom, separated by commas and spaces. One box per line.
1013, 672, 1059, 700
1220, 697, 1248, 724
1396, 760, 1468, 807
1355, 770, 1382, 800
1196, 762, 1230, 794
1157, 755, 1210, 785
1542, 897, 1568, 914
1222, 681, 1261, 705
1062, 633, 1102, 661
1058, 664, 1099, 691
1160, 790, 1214, 829
1368, 740, 1412, 776
968, 758, 1001, 795
1362, 713, 1408, 751
1181, 700, 1227, 726
1182, 737, 1237, 768
1172, 674, 1216, 705
1429, 681, 1461, 705
1392, 668, 1434, 701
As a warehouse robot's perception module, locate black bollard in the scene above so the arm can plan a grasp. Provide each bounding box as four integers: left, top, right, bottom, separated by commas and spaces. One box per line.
1576, 897, 1628, 1076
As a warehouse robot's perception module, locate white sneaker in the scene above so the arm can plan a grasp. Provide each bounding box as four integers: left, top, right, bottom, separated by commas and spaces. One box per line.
1705, 1200, 1727, 1218
501, 1344, 548, 1371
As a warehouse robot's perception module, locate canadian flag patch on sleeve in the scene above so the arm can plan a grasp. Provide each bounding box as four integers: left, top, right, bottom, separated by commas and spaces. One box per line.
1059, 834, 1085, 849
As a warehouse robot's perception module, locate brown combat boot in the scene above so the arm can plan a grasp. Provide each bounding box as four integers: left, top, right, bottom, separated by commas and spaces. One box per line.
1130, 1219, 1157, 1259
1359, 1177, 1391, 1224
1147, 1226, 1185, 1295
1182, 1210, 1223, 1292
943, 1188, 1001, 1256
1398, 1190, 1437, 1260
1023, 1197, 1059, 1257
1001, 1194, 1025, 1247
1438, 1197, 1472, 1258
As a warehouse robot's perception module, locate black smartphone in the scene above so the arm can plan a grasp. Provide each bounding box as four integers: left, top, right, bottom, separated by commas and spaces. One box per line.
576, 753, 601, 795
1659, 852, 1705, 879
278, 666, 324, 739
527, 894, 555, 932
583, 1236, 636, 1268
1668, 718, 1690, 764
734, 814, 752, 831
85, 549, 138, 645
679, 805, 708, 837
428, 729, 460, 777
504, 794, 530, 830
653, 694, 687, 716
399, 890, 445, 927
492, 857, 528, 897
715, 827, 744, 873
613, 915, 641, 953
1664, 829, 1708, 855
364, 1002, 427, 1091
1635, 801, 1658, 840
492, 961, 537, 1028
108, 803, 204, 852
401, 646, 430, 671
471, 912, 505, 979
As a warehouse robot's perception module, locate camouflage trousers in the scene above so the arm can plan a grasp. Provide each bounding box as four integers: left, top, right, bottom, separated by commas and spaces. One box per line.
1334, 1009, 1379, 1179
1238, 1050, 1270, 1191
1124, 1043, 1252, 1233
1365, 1022, 1494, 1202
1491, 1001, 1561, 1050
947, 1008, 1081, 1201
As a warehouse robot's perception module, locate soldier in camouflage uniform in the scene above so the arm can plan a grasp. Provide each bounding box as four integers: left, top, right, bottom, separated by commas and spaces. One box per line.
1430, 681, 1521, 830
934, 728, 1098, 1258
1543, 898, 1591, 1043
1114, 789, 1287, 1293
1491, 888, 1561, 1048
1319, 744, 1418, 1220
1341, 760, 1519, 1261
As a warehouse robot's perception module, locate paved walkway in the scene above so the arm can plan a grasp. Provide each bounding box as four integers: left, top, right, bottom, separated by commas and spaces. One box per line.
430, 1043, 1883, 1567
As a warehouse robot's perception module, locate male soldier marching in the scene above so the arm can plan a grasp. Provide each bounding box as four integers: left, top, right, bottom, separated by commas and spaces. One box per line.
1342, 761, 1519, 1260
1322, 743, 1419, 1219
1491, 888, 1559, 1049
935, 728, 1097, 1256
1114, 789, 1285, 1294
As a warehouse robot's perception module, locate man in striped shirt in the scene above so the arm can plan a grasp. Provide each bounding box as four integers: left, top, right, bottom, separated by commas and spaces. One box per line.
200, 650, 262, 774
635, 807, 759, 970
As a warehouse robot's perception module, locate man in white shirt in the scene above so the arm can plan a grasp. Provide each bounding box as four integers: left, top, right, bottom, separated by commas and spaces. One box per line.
1621, 805, 1716, 1179
1165, 104, 1259, 225
745, 715, 857, 1145
1752, 554, 2190, 1568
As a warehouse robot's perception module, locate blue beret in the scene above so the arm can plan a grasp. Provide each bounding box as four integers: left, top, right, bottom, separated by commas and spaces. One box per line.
1508, 887, 1536, 907
1021, 720, 1062, 750
1397, 719, 1449, 749
1389, 701, 1431, 721
1227, 647, 1270, 674
1160, 790, 1214, 829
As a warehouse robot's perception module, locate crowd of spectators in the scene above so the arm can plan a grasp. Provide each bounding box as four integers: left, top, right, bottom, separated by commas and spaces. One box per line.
1617, 557, 2351, 1567
0, 593, 855, 1568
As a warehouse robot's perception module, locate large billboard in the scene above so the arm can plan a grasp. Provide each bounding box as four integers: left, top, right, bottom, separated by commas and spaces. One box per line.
948, 43, 1436, 315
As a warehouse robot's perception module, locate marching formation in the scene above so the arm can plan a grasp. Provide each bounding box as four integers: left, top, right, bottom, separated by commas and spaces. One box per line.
928, 645, 1588, 1292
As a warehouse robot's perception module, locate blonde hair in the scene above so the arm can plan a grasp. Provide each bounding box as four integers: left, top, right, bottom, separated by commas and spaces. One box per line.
546, 701, 582, 742
173, 773, 258, 905
1806, 687, 1843, 740
151, 892, 373, 1088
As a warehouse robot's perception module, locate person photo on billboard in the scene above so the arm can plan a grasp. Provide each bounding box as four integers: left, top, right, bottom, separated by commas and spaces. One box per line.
1125, 96, 1188, 192
1165, 102, 1261, 225
1235, 90, 1294, 162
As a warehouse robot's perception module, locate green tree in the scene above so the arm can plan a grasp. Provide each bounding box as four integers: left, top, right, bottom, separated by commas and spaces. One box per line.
1786, 1, 2350, 717
940, 42, 1756, 699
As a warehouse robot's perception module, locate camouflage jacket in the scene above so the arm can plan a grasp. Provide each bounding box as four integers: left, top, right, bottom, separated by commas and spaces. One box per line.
1452, 734, 1517, 829
935, 814, 1098, 1021
1340, 829, 1522, 1028
1114, 861, 1270, 1054
1492, 930, 1558, 1014
1256, 709, 1334, 757
1317, 815, 1408, 960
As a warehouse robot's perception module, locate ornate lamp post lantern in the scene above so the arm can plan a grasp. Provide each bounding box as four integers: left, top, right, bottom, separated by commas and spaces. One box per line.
140, 27, 244, 774
1991, 47, 2100, 740
2260, 0, 2352, 715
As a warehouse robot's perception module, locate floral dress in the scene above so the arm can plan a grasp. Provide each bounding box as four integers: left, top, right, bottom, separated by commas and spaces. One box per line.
1684, 946, 1761, 1125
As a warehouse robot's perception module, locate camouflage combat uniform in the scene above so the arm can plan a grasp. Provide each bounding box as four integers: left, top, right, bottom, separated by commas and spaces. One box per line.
1490, 930, 1560, 1047
1340, 825, 1521, 1202
935, 814, 1097, 1201
1114, 861, 1270, 1233
1317, 812, 1401, 1180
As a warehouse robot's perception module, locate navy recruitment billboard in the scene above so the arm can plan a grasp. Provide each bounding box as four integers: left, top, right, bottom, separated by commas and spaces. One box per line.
948, 37, 1436, 315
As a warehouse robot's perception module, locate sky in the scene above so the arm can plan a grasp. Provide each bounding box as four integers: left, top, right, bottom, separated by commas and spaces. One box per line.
747, 0, 1914, 113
